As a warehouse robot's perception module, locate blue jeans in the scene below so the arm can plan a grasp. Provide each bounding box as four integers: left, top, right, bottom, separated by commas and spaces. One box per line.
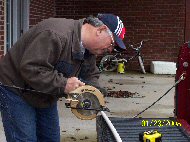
0, 86, 60, 142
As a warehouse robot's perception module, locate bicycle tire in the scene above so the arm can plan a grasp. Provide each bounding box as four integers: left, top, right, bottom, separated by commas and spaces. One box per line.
138, 56, 146, 74
100, 55, 118, 71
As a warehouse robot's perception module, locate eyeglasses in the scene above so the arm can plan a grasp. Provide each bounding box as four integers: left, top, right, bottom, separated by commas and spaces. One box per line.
107, 30, 115, 49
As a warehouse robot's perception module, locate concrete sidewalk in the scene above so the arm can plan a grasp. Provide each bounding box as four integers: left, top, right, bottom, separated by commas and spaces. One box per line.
0, 72, 176, 142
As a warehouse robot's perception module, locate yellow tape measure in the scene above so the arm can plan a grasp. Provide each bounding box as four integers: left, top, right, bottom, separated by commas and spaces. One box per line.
139, 130, 162, 142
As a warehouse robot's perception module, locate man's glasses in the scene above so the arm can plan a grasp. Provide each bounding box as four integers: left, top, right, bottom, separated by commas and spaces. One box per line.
107, 29, 115, 49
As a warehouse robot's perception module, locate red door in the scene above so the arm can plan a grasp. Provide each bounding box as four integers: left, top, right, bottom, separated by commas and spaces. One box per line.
175, 41, 190, 125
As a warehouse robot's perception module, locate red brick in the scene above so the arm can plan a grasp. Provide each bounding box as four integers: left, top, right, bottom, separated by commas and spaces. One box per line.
186, 0, 190, 41
0, 35, 4, 40
29, 0, 55, 26
0, 50, 4, 54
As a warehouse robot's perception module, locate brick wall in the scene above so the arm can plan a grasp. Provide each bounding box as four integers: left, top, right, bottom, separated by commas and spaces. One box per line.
186, 0, 190, 41
55, 0, 185, 72
0, 0, 4, 58
125, 0, 185, 71
30, 0, 55, 27
0, 0, 186, 71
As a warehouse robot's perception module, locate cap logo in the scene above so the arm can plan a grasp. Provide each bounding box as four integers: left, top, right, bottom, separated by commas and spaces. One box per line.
114, 16, 125, 39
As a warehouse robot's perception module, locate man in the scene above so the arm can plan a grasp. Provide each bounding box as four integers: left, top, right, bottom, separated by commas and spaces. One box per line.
0, 13, 126, 142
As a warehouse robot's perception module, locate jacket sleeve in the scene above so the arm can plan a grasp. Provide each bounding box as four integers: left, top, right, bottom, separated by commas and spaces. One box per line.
20, 30, 67, 97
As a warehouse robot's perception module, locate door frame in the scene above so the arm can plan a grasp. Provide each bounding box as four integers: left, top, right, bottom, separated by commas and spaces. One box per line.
5, 0, 30, 53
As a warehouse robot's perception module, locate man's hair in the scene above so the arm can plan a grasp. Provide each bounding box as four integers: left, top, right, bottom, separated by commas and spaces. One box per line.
84, 14, 112, 36
84, 15, 104, 27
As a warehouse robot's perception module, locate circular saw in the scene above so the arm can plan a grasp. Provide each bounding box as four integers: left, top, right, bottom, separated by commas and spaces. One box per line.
65, 85, 109, 120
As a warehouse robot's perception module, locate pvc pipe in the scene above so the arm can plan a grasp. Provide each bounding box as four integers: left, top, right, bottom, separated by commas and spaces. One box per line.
100, 111, 122, 142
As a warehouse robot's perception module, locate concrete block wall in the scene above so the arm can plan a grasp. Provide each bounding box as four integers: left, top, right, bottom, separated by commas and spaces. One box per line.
55, 0, 185, 71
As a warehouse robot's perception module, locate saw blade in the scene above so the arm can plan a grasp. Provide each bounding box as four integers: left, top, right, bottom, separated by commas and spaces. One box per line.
71, 92, 101, 120
76, 92, 100, 114
69, 85, 105, 120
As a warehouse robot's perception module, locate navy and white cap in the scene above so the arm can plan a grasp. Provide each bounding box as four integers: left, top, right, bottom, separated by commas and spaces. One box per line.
97, 13, 126, 50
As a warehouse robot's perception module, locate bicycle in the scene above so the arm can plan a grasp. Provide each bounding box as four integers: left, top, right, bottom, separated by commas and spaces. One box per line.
99, 40, 149, 74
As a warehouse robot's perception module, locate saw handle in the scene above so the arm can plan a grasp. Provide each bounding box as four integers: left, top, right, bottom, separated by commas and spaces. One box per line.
79, 79, 108, 96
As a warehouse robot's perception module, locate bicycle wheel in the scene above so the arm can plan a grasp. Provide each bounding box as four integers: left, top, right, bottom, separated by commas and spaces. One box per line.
100, 55, 118, 71
138, 56, 146, 74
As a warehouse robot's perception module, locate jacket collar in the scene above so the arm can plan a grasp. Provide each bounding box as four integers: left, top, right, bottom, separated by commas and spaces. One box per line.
72, 19, 86, 60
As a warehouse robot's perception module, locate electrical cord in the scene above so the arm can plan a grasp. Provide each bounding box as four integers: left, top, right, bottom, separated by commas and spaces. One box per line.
133, 73, 186, 118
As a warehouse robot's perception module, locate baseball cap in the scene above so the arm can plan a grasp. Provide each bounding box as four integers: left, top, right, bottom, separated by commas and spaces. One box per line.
97, 13, 126, 50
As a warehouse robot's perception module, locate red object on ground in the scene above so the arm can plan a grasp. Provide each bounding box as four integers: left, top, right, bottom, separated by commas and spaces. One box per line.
175, 41, 190, 132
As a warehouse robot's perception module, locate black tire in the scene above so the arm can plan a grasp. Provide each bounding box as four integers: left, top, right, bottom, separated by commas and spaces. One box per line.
99, 55, 118, 71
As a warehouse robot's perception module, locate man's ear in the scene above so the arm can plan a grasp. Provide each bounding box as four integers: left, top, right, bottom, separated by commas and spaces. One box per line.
96, 25, 107, 36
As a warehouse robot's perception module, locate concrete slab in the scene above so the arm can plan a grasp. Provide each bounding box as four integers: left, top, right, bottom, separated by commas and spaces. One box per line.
150, 61, 177, 74
0, 72, 176, 142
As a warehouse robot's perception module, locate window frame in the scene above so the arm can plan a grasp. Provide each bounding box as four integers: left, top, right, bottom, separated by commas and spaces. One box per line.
5, 0, 30, 52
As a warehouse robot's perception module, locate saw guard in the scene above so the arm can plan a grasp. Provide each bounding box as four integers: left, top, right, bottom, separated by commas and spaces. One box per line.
68, 85, 105, 120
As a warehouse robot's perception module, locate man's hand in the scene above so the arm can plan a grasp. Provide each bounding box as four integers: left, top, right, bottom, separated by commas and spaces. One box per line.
64, 77, 85, 94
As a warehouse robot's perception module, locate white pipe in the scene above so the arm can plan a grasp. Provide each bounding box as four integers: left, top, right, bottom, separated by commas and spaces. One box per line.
100, 111, 122, 142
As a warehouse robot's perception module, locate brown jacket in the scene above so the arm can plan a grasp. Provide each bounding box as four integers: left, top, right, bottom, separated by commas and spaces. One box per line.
0, 18, 100, 108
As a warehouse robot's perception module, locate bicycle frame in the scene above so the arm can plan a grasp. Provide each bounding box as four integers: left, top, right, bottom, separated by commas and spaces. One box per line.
112, 40, 145, 63
99, 40, 148, 73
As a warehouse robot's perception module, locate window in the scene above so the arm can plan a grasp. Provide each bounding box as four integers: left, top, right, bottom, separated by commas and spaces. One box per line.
6, 0, 30, 51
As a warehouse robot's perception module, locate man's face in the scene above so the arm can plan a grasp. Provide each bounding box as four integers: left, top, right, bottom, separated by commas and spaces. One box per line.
87, 26, 115, 55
